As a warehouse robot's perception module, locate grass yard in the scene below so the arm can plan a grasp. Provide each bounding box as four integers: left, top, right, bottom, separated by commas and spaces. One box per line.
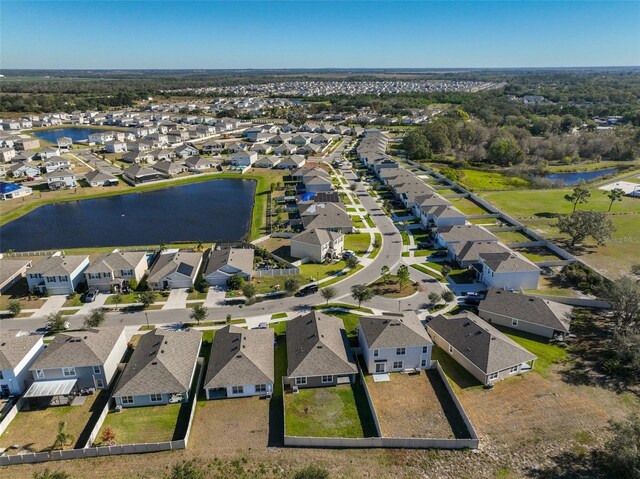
324, 310, 361, 338
512, 246, 564, 263
368, 233, 383, 259
458, 169, 532, 191
495, 326, 568, 377
252, 274, 306, 295
344, 233, 371, 255
410, 228, 432, 245
410, 264, 444, 281
97, 404, 181, 445
447, 268, 477, 284
284, 384, 376, 438
431, 345, 483, 391
187, 290, 208, 300
369, 275, 418, 298
271, 312, 288, 320
352, 216, 366, 229
447, 197, 490, 215
104, 293, 139, 305
493, 229, 534, 244
299, 261, 347, 281
400, 230, 410, 245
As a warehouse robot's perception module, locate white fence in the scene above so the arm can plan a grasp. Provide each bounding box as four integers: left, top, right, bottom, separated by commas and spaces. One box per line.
254, 268, 300, 277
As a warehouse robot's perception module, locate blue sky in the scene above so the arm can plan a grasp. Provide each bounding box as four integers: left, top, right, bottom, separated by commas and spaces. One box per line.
2, 1, 639, 69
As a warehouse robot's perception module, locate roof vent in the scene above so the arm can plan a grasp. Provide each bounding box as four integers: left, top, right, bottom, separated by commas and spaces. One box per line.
528, 298, 535, 302
236, 354, 242, 359
317, 345, 323, 349
160, 349, 164, 354
151, 361, 158, 365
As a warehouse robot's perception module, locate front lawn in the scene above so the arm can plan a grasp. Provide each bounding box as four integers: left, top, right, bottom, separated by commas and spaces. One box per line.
368, 233, 383, 259
104, 293, 139, 305
447, 269, 477, 284
252, 274, 306, 294
300, 261, 347, 281
410, 264, 444, 280
97, 403, 181, 445
284, 384, 376, 438
345, 233, 371, 255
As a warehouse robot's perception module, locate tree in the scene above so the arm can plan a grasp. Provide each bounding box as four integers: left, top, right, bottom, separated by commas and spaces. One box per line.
487, 135, 525, 166
189, 304, 208, 325
606, 188, 625, 212
428, 292, 441, 305
600, 414, 640, 479
564, 185, 591, 213
346, 255, 359, 269
350, 284, 374, 307
100, 426, 116, 445
165, 459, 205, 479
7, 300, 21, 317
33, 470, 71, 479
227, 274, 246, 290
226, 313, 232, 324
284, 277, 300, 293
137, 291, 157, 309
442, 290, 456, 302
293, 465, 330, 479
195, 240, 204, 252
242, 283, 256, 300
556, 211, 615, 246
441, 265, 452, 277
380, 265, 390, 284
159, 241, 167, 252
47, 312, 67, 333
373, 236, 381, 249
604, 276, 640, 332
52, 421, 74, 450
84, 308, 105, 328
111, 292, 123, 310
396, 264, 410, 290
320, 287, 337, 305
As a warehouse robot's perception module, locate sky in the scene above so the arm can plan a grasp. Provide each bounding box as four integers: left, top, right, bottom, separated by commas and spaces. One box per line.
1, 1, 639, 69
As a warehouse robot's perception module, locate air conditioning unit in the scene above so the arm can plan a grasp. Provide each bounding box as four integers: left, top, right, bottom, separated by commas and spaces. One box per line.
115, 405, 123, 413
292, 386, 299, 394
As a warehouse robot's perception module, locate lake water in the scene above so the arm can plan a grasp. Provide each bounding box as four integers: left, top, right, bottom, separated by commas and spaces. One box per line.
539, 168, 618, 186
0, 179, 256, 252
32, 128, 110, 144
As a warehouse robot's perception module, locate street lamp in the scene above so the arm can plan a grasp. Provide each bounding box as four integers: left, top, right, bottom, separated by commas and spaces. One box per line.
145, 312, 149, 329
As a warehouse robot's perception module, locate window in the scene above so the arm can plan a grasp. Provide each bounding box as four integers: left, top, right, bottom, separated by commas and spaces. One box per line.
89, 273, 99, 279
321, 375, 333, 384
35, 369, 45, 379
509, 366, 519, 374
395, 347, 406, 356
448, 345, 453, 354
373, 349, 379, 357
294, 377, 307, 386
375, 363, 386, 373
121, 396, 134, 405
58, 276, 68, 282
488, 372, 499, 381
93, 365, 101, 374
255, 384, 266, 393
95, 378, 104, 388
231, 386, 244, 395
421, 359, 427, 368
0, 371, 3, 380
62, 367, 76, 377
150, 393, 163, 402
46, 276, 57, 283
393, 361, 403, 369
512, 319, 519, 327
422, 346, 429, 354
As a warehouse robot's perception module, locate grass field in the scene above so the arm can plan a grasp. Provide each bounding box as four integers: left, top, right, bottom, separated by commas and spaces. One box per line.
299, 261, 347, 281
458, 169, 532, 191
97, 404, 181, 444
344, 233, 371, 255
447, 196, 491, 215
493, 230, 533, 243
497, 327, 568, 377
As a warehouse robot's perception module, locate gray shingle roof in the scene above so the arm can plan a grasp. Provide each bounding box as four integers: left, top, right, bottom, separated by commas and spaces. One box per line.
85, 251, 147, 275
437, 225, 498, 244
28, 254, 88, 277
85, 170, 117, 183
204, 248, 254, 277
452, 241, 511, 263
0, 259, 31, 287
359, 312, 432, 349
286, 311, 357, 378
113, 329, 201, 397
479, 252, 539, 273
299, 202, 353, 231
147, 252, 202, 283
427, 312, 536, 375
291, 228, 343, 247
31, 327, 125, 370
0, 333, 42, 370
203, 325, 274, 389
479, 289, 572, 333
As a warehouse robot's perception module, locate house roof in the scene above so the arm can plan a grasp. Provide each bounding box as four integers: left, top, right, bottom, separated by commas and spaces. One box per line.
124, 164, 157, 177
185, 155, 218, 167
152, 160, 183, 173
113, 329, 201, 397
148, 251, 202, 283
359, 312, 432, 349
286, 311, 357, 378
44, 169, 76, 179
85, 251, 147, 275
291, 228, 343, 247
31, 327, 125, 370
0, 332, 42, 371
479, 252, 540, 273
478, 289, 572, 333
299, 202, 353, 231
84, 170, 117, 183
203, 325, 274, 389
437, 225, 498, 244
452, 241, 511, 263
204, 248, 254, 277
29, 254, 88, 277
0, 258, 32, 286
427, 312, 536, 375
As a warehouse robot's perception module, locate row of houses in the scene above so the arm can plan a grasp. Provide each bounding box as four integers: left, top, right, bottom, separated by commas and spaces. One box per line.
358, 131, 541, 291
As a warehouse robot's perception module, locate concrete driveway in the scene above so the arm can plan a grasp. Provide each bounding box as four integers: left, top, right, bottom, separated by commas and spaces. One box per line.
162, 288, 189, 310
75, 292, 109, 316
204, 287, 227, 307
34, 295, 67, 317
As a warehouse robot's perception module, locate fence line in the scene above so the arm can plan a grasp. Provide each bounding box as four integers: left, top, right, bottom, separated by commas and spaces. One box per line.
254, 268, 300, 277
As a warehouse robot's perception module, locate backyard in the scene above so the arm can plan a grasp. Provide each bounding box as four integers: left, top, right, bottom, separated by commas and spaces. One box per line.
96, 404, 182, 445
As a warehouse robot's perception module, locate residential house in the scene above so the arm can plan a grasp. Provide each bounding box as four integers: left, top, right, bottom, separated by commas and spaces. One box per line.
43, 156, 72, 173
435, 224, 498, 248
0, 181, 33, 200
26, 327, 127, 405
230, 151, 258, 167
0, 147, 16, 163
203, 248, 254, 287
0, 258, 32, 293
152, 160, 187, 176
290, 228, 344, 263
298, 202, 353, 233
203, 325, 274, 399
45, 169, 77, 190
147, 251, 203, 289
286, 311, 357, 389
359, 312, 432, 374
39, 147, 61, 160
478, 289, 572, 339
56, 137, 73, 150
84, 170, 119, 187
184, 155, 219, 171
175, 144, 199, 158
8, 161, 40, 179
122, 150, 154, 164
104, 140, 128, 154
277, 155, 306, 170
14, 138, 40, 151
85, 251, 149, 292
449, 241, 512, 268
123, 164, 165, 184
478, 251, 540, 291
0, 332, 45, 396
88, 132, 115, 144
273, 143, 297, 156
26, 252, 89, 295
201, 141, 224, 155
254, 156, 281, 168
113, 329, 201, 408
427, 312, 537, 385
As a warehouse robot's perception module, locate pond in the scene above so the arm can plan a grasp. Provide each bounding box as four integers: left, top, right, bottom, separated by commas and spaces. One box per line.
538, 168, 618, 186
32, 128, 111, 144
0, 179, 256, 252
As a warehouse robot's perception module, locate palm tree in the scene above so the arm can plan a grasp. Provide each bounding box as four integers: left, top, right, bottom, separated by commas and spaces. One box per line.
52, 421, 74, 450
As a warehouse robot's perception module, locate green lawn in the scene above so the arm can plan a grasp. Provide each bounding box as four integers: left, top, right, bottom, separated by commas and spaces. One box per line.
410, 228, 432, 245
496, 327, 568, 377
271, 312, 288, 320
447, 269, 477, 284
104, 293, 139, 305
345, 233, 371, 255
410, 264, 444, 281
493, 230, 533, 244
285, 384, 376, 438
401, 230, 410, 245
299, 261, 347, 281
368, 233, 383, 259
252, 274, 306, 294
187, 290, 208, 301
319, 264, 364, 287
447, 197, 490, 215
270, 321, 288, 336
431, 345, 483, 391
352, 217, 366, 229
97, 404, 181, 445
458, 169, 532, 191
512, 247, 564, 263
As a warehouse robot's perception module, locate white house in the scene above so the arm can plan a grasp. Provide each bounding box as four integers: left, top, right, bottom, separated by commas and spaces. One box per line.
478, 252, 540, 291
104, 140, 128, 154
26, 252, 89, 295
230, 151, 257, 167
45, 169, 77, 190
85, 251, 149, 293
0, 333, 45, 396
290, 228, 344, 263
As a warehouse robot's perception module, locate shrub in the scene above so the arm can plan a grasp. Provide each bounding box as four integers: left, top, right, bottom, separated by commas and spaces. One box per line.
293, 465, 330, 479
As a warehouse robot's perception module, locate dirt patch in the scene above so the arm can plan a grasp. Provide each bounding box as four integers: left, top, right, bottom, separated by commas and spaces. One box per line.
366, 371, 469, 439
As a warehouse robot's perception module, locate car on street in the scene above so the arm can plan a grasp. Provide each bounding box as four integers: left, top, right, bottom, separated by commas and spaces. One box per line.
297, 284, 319, 296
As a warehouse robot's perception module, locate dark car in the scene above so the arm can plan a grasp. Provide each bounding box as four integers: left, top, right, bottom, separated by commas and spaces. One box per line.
297, 284, 319, 296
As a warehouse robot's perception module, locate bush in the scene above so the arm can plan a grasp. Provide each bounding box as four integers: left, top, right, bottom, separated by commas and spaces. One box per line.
227, 274, 246, 290
165, 460, 205, 479
293, 465, 330, 479
7, 300, 22, 317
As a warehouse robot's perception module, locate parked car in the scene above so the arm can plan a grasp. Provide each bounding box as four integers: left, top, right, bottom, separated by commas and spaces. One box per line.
85, 288, 99, 303
297, 284, 319, 296
343, 250, 356, 259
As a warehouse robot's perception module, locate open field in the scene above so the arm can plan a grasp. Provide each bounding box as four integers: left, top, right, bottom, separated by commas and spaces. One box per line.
96, 404, 181, 445
457, 169, 532, 191
481, 184, 640, 277
447, 196, 490, 215
365, 370, 470, 439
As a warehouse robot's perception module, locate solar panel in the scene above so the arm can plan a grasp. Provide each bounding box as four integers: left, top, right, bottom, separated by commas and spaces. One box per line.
176, 262, 194, 277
